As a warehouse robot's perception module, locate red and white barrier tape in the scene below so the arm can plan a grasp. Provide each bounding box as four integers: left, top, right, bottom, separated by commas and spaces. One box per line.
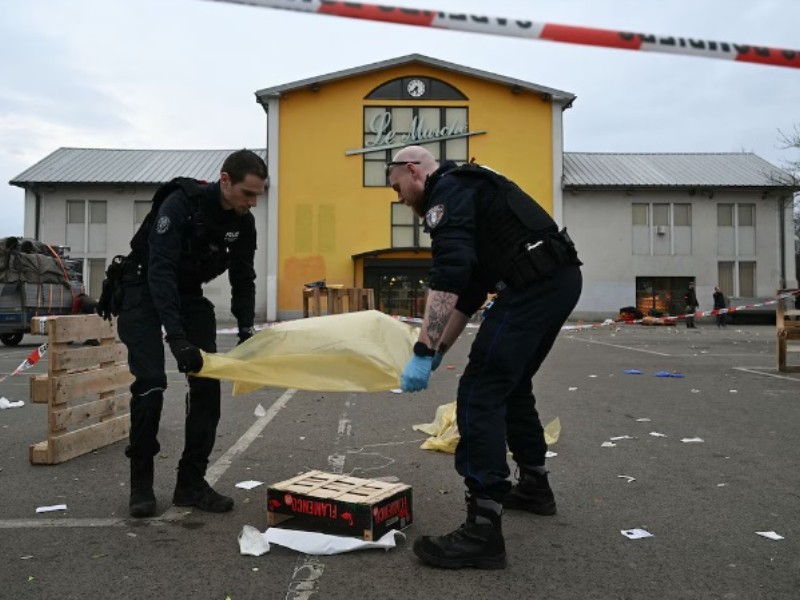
0, 343, 48, 385
205, 0, 800, 70
217, 290, 800, 333
566, 290, 800, 331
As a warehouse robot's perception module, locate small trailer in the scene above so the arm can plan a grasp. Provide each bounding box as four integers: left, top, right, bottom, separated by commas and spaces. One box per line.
0, 237, 84, 346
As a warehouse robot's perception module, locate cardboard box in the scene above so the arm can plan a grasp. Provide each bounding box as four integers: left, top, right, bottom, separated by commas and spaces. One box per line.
267, 470, 412, 541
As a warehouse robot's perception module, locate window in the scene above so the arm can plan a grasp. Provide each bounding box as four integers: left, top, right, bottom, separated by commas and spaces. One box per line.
653, 204, 670, 226
739, 261, 756, 297
674, 204, 691, 226
718, 260, 756, 297
717, 202, 756, 256
67, 201, 85, 224
631, 202, 691, 255
718, 262, 734, 297
391, 202, 431, 249
88, 258, 106, 297
363, 106, 470, 187
66, 199, 107, 254
134, 201, 150, 226
717, 204, 734, 227
89, 201, 106, 223
632, 204, 648, 225
738, 204, 755, 227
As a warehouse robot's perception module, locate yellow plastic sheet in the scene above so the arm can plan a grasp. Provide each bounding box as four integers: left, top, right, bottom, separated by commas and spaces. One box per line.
197, 310, 417, 395
413, 402, 561, 454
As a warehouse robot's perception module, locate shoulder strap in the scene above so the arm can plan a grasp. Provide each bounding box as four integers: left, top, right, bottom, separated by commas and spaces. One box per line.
129, 177, 205, 256
447, 163, 504, 184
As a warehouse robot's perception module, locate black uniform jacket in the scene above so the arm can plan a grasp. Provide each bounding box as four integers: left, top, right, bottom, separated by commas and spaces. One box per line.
422, 162, 557, 316
147, 181, 256, 338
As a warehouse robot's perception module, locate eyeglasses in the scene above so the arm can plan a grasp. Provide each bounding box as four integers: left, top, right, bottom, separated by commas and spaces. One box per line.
385, 160, 421, 176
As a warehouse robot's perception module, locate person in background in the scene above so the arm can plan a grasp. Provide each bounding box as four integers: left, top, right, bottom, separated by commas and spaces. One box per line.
387, 145, 582, 570
684, 281, 699, 328
712, 286, 727, 328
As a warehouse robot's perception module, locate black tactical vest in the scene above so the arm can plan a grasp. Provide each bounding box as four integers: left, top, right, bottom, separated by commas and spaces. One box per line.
443, 164, 557, 276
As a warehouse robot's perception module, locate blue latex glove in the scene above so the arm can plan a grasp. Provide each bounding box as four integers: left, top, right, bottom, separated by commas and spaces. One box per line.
401, 355, 434, 392
430, 351, 444, 372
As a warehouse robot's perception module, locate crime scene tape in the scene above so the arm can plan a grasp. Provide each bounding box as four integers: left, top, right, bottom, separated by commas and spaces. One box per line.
0, 343, 48, 385
564, 289, 800, 332
204, 0, 800, 70
386, 289, 800, 332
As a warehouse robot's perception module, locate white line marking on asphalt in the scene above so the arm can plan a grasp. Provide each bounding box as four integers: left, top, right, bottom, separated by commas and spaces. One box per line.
0, 518, 128, 529
574, 338, 672, 356
160, 388, 297, 521
733, 367, 800, 381
0, 389, 297, 530
284, 398, 354, 600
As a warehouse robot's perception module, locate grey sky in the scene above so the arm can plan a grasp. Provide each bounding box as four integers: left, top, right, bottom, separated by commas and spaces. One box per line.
2, 0, 798, 237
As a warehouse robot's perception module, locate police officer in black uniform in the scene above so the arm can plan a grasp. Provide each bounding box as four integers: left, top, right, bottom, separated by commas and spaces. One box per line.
118, 149, 268, 518
387, 146, 582, 569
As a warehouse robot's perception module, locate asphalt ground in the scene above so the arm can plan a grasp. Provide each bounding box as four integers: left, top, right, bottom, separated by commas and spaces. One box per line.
0, 320, 798, 600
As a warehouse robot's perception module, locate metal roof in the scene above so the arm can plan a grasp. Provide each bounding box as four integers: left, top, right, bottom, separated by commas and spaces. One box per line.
11, 148, 795, 191
255, 53, 575, 105
563, 152, 795, 189
9, 148, 267, 187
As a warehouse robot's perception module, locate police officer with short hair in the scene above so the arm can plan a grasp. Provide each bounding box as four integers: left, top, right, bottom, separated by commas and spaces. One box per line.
387, 146, 582, 569
118, 149, 268, 518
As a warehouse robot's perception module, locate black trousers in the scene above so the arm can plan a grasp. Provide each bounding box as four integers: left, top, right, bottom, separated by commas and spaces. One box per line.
455, 265, 582, 502
118, 280, 220, 487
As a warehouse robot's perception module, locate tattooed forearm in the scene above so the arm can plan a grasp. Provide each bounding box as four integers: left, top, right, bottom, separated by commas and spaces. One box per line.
422, 291, 458, 348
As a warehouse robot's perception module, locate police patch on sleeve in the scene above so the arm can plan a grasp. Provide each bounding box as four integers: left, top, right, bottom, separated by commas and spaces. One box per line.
155, 216, 171, 234
425, 204, 445, 229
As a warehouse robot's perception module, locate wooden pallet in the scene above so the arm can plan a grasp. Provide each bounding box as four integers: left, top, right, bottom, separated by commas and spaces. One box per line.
776, 289, 800, 373
267, 470, 412, 540
28, 315, 133, 464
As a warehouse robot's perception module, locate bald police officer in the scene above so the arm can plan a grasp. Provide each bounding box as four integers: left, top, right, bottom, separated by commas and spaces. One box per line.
387, 146, 582, 569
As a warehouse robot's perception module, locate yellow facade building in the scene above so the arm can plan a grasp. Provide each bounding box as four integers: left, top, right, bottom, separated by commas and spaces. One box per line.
255, 54, 575, 321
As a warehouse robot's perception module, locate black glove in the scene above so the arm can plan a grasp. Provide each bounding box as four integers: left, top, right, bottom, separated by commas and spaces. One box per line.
167, 335, 204, 373
237, 326, 255, 346
95, 256, 127, 322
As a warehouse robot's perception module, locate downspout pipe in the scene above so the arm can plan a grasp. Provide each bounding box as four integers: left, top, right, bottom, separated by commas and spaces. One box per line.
778, 193, 788, 289
32, 185, 42, 240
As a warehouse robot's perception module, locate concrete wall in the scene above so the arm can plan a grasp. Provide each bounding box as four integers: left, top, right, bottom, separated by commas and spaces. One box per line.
564, 188, 798, 321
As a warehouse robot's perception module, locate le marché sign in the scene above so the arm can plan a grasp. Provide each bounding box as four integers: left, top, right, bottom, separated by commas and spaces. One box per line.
345, 110, 486, 156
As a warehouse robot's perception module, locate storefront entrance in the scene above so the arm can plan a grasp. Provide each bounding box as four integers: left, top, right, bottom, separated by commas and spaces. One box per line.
363, 259, 431, 319
636, 276, 695, 317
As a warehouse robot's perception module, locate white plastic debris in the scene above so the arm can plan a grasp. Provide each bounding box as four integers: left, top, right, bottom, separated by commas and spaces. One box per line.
621, 528, 653, 540
649, 432, 667, 437
0, 397, 25, 409
36, 504, 67, 513
755, 531, 784, 541
617, 475, 636, 483
254, 404, 267, 417
235, 480, 264, 490
680, 437, 704, 443
601, 441, 616, 448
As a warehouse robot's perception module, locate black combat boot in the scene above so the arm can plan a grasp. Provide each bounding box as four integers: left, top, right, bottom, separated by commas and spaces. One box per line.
413, 494, 506, 569
504, 465, 557, 515
172, 465, 233, 513
129, 457, 156, 518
